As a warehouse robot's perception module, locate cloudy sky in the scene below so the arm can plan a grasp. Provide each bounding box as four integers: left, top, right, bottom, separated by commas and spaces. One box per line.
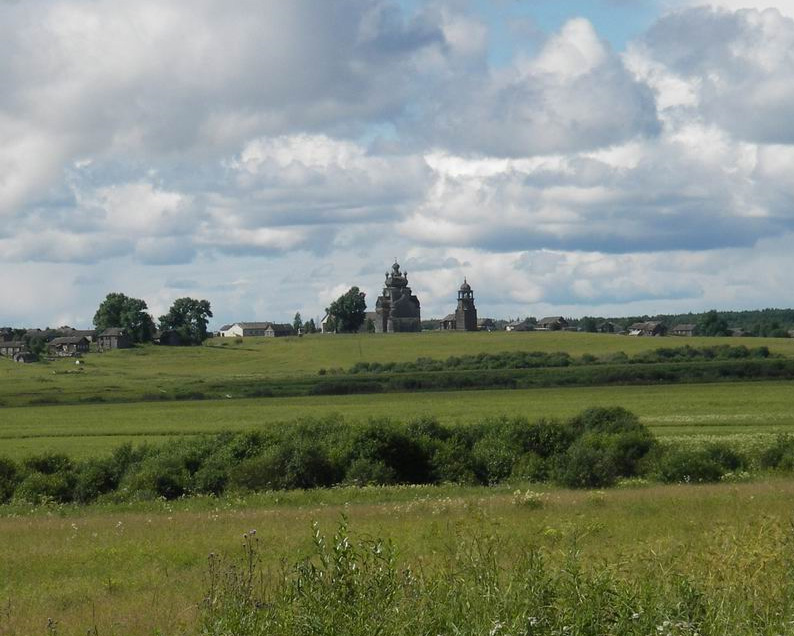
3, 0, 794, 328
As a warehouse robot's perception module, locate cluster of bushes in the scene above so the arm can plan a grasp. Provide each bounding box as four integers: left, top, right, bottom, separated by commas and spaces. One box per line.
0, 407, 787, 506
311, 357, 794, 397
345, 346, 771, 375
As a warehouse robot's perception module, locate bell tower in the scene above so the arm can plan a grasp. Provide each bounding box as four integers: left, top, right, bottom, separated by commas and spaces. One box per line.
455, 279, 477, 331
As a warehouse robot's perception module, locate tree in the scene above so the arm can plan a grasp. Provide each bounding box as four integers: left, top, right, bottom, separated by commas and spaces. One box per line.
326, 287, 366, 333
697, 310, 729, 337
293, 312, 303, 334
304, 318, 317, 334
580, 317, 598, 333
159, 298, 213, 345
93, 293, 155, 343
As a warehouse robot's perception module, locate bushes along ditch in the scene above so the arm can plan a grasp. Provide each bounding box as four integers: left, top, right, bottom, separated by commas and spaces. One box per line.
1, 407, 788, 505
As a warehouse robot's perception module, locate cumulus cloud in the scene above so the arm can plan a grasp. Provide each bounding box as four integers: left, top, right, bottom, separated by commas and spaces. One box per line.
411, 17, 660, 156
631, 6, 794, 143
4, 0, 794, 326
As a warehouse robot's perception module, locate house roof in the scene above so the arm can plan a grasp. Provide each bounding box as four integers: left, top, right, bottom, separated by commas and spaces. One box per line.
538, 316, 565, 325
0, 341, 26, 348
672, 324, 697, 331
441, 314, 456, 322
267, 323, 295, 334
218, 324, 233, 331
49, 336, 88, 346
236, 322, 272, 329
99, 328, 127, 337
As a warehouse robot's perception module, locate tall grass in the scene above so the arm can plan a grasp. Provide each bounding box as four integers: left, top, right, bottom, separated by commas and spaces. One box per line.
201, 518, 794, 636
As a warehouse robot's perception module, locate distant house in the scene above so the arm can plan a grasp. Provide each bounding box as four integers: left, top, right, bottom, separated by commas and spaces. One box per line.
537, 316, 569, 331
628, 321, 667, 337
13, 351, 37, 363
440, 314, 457, 331
320, 313, 333, 334
48, 336, 90, 356
219, 322, 271, 337
264, 323, 295, 337
0, 328, 14, 342
506, 320, 533, 332
59, 327, 96, 342
0, 341, 27, 357
597, 322, 616, 334
729, 328, 748, 337
671, 324, 697, 337
97, 328, 132, 351
358, 312, 379, 333
477, 318, 495, 332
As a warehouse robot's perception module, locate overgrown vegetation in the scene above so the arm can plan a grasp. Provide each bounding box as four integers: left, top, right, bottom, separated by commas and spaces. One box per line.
345, 345, 772, 374
201, 518, 794, 636
1, 407, 792, 505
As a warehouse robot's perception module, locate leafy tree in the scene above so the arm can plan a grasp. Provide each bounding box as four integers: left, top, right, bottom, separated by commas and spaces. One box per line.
304, 318, 317, 334
326, 287, 367, 333
93, 293, 155, 343
293, 312, 303, 333
159, 298, 213, 345
580, 317, 598, 333
697, 310, 729, 337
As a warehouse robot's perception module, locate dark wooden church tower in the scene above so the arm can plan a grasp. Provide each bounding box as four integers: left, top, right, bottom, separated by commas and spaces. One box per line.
454, 279, 477, 331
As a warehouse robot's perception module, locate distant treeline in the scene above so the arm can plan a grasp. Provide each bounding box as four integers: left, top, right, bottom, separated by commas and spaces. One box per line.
3, 407, 794, 505
576, 307, 794, 337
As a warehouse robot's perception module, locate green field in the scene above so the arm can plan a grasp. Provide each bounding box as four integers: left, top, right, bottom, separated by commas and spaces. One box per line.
1, 381, 793, 459
3, 479, 794, 635
4, 331, 794, 634
2, 331, 793, 407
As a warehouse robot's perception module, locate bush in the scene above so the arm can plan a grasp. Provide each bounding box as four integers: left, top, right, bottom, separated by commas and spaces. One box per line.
654, 448, 725, 484
15, 471, 76, 504
0, 457, 20, 503
344, 458, 397, 486
554, 434, 619, 488
123, 454, 190, 499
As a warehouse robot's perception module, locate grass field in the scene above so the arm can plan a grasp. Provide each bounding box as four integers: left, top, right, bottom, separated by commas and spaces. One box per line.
4, 331, 794, 633
1, 381, 793, 459
2, 331, 793, 407
3, 478, 794, 635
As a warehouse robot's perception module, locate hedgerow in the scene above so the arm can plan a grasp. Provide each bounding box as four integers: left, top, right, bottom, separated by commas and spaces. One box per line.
1, 406, 789, 505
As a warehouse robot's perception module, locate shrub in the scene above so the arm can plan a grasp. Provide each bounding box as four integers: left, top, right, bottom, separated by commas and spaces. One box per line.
510, 452, 549, 482
654, 448, 725, 483
123, 454, 190, 499
15, 471, 76, 504
554, 434, 619, 488
0, 457, 20, 503
344, 458, 397, 486
471, 435, 520, 484
23, 452, 72, 475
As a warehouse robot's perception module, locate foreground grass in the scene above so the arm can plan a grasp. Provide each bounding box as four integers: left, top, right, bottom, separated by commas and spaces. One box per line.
1, 381, 793, 459
2, 332, 793, 408
2, 479, 794, 635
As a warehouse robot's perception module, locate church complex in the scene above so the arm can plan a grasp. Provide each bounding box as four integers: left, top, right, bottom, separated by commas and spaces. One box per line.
371, 260, 479, 333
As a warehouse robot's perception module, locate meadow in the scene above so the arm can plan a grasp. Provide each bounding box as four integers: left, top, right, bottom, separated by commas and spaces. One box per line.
3, 331, 794, 634
3, 479, 794, 635
1, 381, 794, 460
2, 331, 793, 407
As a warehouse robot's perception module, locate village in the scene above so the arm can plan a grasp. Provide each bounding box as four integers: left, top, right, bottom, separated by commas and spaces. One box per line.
0, 260, 736, 364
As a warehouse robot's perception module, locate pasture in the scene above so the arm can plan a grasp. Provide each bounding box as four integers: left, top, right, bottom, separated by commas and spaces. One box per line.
3, 479, 794, 635
1, 381, 794, 459
1, 331, 793, 407
3, 330, 794, 634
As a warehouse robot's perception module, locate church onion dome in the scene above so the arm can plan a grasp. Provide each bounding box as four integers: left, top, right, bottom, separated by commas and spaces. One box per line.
459, 278, 472, 292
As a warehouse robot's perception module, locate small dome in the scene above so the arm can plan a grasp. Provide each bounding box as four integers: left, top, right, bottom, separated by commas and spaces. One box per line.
459, 278, 472, 292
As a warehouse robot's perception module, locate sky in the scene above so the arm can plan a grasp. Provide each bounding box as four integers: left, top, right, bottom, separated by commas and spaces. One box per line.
3, 0, 794, 328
